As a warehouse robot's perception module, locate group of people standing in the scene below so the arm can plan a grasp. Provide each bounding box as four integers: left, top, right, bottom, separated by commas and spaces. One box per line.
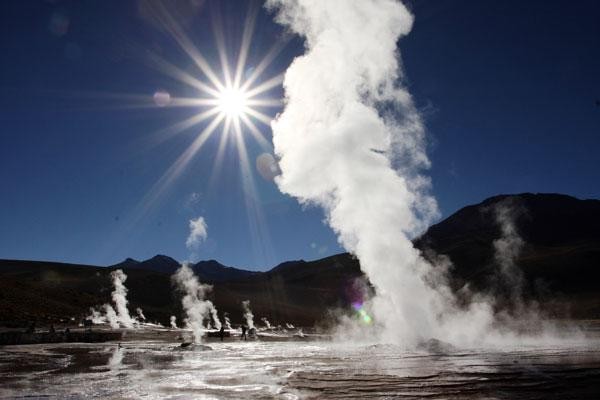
217, 325, 253, 341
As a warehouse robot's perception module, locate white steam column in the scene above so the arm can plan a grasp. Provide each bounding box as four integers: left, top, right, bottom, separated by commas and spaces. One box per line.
267, 0, 496, 345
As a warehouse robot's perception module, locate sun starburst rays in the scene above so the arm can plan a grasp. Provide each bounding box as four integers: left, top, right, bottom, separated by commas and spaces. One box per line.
102, 2, 282, 266
135, 1, 283, 197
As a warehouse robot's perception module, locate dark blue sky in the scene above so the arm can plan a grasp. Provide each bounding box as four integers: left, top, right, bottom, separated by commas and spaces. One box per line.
1, 0, 599, 269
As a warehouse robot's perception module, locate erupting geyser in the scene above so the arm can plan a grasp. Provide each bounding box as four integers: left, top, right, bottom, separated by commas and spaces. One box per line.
136, 307, 146, 322
110, 269, 135, 328
224, 313, 232, 330
261, 317, 272, 329
267, 0, 512, 346
104, 304, 119, 329
242, 300, 255, 330
86, 269, 135, 329
208, 302, 222, 330
172, 264, 214, 343
88, 307, 106, 325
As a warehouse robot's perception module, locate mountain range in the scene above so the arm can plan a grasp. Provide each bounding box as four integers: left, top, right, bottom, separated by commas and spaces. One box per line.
112, 255, 259, 282
1, 193, 598, 328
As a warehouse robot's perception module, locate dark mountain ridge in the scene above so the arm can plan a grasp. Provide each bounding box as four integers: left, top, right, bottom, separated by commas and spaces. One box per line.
1, 193, 598, 327
415, 193, 600, 299
419, 193, 600, 248
112, 255, 259, 283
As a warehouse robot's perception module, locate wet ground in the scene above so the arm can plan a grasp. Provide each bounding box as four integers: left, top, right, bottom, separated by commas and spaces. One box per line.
1, 328, 599, 399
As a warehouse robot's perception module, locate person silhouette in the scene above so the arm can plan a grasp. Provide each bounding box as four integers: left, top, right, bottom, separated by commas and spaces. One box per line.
241, 325, 247, 341
219, 326, 225, 341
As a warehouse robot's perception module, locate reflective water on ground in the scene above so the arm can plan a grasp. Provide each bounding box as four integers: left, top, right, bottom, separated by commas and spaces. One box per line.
1, 330, 599, 399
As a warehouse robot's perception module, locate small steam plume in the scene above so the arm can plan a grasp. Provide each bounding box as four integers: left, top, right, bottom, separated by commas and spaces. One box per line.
492, 200, 526, 308
104, 304, 119, 329
136, 307, 146, 322
172, 263, 213, 342
285, 323, 295, 329
110, 269, 135, 328
241, 300, 255, 329
186, 215, 208, 262
170, 315, 178, 329
86, 270, 135, 329
261, 317, 272, 329
488, 200, 549, 333
87, 307, 107, 324
208, 302, 222, 330
186, 216, 208, 250
224, 313, 232, 330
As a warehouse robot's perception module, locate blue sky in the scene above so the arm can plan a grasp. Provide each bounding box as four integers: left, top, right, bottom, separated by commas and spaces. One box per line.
1, 1, 599, 269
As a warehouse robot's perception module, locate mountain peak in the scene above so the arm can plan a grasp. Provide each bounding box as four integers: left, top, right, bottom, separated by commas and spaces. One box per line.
193, 259, 225, 267
191, 260, 257, 282
270, 259, 307, 273
150, 254, 178, 262
107, 255, 257, 283
110, 257, 140, 269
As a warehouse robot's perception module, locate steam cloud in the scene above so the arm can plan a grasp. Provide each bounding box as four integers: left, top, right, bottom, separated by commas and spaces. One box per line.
492, 201, 526, 304
209, 302, 222, 330
110, 269, 135, 328
87, 269, 135, 329
261, 317, 272, 329
224, 313, 232, 330
88, 307, 106, 325
242, 300, 255, 329
170, 315, 178, 329
104, 304, 119, 329
489, 200, 547, 331
136, 307, 146, 322
266, 0, 501, 346
172, 263, 214, 342
186, 216, 208, 250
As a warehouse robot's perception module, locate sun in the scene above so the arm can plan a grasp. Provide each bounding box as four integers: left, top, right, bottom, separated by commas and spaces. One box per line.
217, 86, 248, 119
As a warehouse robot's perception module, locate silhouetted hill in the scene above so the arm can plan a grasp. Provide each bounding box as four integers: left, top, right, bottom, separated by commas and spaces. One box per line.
0, 255, 360, 328
112, 255, 258, 283
414, 193, 600, 317
112, 255, 180, 275
191, 260, 258, 282
417, 193, 600, 249
1, 193, 598, 327
213, 254, 363, 327
0, 259, 180, 327
111, 257, 140, 269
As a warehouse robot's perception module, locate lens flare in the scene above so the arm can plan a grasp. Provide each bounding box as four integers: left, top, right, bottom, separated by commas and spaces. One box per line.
352, 302, 373, 325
